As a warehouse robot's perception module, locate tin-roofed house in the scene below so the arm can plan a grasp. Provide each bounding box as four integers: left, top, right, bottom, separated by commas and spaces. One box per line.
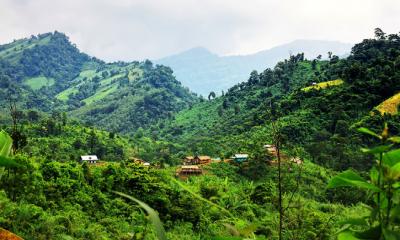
232, 154, 249, 163
80, 155, 98, 164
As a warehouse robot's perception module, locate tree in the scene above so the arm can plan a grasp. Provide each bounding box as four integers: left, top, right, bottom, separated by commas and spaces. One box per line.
217, 106, 224, 117
222, 99, 229, 109
374, 27, 386, 40
87, 129, 99, 154
248, 70, 260, 85
27, 110, 40, 122
208, 91, 216, 100
8, 97, 27, 153
61, 112, 67, 126
327, 51, 332, 59
311, 59, 317, 70
234, 104, 240, 114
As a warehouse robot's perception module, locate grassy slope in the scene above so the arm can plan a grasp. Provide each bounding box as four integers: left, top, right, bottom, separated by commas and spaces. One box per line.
23, 76, 55, 90
56, 64, 143, 103
302, 79, 344, 92
375, 92, 400, 115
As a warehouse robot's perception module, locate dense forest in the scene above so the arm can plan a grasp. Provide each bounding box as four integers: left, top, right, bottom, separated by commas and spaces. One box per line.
0, 29, 400, 239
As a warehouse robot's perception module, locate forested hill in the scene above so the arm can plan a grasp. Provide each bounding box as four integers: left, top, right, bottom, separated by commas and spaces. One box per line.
154, 30, 400, 171
0, 31, 199, 133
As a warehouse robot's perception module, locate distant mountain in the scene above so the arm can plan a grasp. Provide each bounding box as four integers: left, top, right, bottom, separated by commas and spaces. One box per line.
155, 40, 353, 95
0, 32, 198, 133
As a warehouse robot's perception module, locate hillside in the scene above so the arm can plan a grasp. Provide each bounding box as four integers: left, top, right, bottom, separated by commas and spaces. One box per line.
154, 32, 400, 171
1, 30, 400, 239
155, 40, 353, 96
0, 32, 199, 133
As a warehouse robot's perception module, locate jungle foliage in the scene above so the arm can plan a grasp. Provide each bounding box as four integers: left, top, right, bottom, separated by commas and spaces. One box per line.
0, 29, 400, 239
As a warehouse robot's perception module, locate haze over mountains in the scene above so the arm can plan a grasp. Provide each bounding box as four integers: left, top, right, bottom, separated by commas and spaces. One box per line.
156, 40, 353, 96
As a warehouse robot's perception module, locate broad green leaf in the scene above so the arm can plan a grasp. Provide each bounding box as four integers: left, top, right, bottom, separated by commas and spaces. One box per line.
357, 127, 381, 139
170, 177, 233, 217
383, 228, 400, 240
327, 170, 380, 192
113, 191, 167, 240
361, 145, 392, 154
370, 167, 379, 184
388, 136, 400, 143
390, 205, 400, 221
0, 156, 20, 169
338, 231, 361, 240
339, 217, 368, 226
0, 130, 12, 157
383, 149, 400, 167
387, 162, 400, 180
352, 226, 381, 239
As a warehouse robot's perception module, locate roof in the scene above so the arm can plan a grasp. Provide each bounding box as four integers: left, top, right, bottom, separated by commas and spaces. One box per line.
263, 144, 275, 148
81, 155, 98, 161
197, 156, 211, 160
234, 154, 248, 158
181, 165, 200, 169
185, 156, 194, 160
143, 162, 151, 166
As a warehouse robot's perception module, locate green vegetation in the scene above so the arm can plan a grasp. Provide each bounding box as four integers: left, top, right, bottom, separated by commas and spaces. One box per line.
328, 125, 400, 239
375, 92, 400, 115
0, 29, 400, 239
23, 76, 55, 90
301, 79, 344, 92
0, 32, 199, 133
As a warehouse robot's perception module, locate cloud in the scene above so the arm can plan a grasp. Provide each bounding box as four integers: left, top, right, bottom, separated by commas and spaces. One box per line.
0, 0, 399, 61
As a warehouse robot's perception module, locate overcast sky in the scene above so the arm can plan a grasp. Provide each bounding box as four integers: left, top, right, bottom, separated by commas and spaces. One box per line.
0, 0, 399, 61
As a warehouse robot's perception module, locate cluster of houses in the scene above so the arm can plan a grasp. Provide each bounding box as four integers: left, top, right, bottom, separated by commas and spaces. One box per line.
176, 144, 303, 178
176, 154, 250, 177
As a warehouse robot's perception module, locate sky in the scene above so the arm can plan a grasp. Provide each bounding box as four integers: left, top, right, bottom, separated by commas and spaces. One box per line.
0, 0, 399, 61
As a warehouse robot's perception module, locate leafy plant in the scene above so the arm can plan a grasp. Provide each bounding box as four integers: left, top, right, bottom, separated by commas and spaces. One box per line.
113, 191, 167, 240
327, 124, 400, 239
0, 130, 20, 170
0, 130, 12, 157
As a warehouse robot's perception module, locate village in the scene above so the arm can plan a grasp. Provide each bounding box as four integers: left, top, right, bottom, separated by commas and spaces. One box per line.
78, 144, 303, 179
175, 144, 302, 178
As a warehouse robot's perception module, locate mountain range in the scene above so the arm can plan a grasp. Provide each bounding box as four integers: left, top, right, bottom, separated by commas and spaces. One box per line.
155, 40, 353, 95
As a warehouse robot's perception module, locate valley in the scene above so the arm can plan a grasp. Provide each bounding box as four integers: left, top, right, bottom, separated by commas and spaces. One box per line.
0, 29, 400, 239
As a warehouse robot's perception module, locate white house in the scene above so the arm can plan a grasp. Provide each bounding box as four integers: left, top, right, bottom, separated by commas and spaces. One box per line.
81, 155, 99, 164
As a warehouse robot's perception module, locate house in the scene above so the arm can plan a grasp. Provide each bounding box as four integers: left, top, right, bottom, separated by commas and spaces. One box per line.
130, 157, 150, 166
264, 144, 278, 157
81, 155, 98, 164
183, 156, 197, 165
232, 154, 249, 163
197, 156, 212, 165
143, 162, 151, 166
183, 155, 212, 165
176, 165, 202, 176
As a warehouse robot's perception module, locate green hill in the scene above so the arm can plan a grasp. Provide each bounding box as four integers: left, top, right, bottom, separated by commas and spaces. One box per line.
0, 32, 199, 133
